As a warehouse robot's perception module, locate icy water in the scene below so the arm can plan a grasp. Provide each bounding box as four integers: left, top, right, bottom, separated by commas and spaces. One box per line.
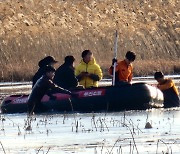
1, 109, 180, 154
0, 79, 180, 154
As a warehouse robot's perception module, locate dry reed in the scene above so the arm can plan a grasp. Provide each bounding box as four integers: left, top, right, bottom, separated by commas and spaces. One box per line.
0, 0, 179, 81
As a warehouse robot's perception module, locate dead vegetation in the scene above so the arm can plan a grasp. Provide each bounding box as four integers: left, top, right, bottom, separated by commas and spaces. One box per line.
0, 0, 179, 81
0, 111, 178, 153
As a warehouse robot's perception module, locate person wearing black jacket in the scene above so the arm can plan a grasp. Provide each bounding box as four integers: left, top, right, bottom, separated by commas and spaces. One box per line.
54, 56, 78, 89
28, 66, 72, 114
32, 56, 58, 87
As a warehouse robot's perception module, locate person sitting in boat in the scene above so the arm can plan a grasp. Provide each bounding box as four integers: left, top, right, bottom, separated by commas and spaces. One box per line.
32, 56, 58, 87
28, 65, 72, 114
75, 50, 103, 88
109, 51, 136, 86
53, 55, 78, 89
154, 71, 180, 108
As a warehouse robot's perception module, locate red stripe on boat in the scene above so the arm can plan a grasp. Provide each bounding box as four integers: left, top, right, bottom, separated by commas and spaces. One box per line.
41, 94, 71, 102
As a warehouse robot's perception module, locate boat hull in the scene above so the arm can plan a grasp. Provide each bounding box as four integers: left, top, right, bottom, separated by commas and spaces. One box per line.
0, 83, 164, 114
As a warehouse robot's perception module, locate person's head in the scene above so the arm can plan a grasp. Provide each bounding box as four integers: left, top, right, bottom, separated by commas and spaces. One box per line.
81, 50, 93, 64
154, 71, 164, 83
44, 65, 56, 79
38, 56, 58, 67
64, 55, 75, 66
125, 51, 136, 65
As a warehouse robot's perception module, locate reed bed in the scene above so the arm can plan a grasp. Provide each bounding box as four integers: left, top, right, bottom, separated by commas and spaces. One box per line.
0, 0, 179, 81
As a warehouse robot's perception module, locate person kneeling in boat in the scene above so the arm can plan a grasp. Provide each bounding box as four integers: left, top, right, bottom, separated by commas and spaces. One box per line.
28, 66, 72, 114
54, 55, 78, 90
154, 71, 180, 108
109, 51, 136, 86
32, 56, 58, 87
75, 50, 103, 88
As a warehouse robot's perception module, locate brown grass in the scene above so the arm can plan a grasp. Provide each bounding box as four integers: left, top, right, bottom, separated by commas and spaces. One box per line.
134, 59, 180, 76
102, 59, 180, 78
0, 0, 179, 81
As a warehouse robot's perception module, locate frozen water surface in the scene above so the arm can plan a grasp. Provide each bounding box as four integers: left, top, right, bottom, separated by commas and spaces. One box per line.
0, 78, 180, 154
0, 109, 180, 154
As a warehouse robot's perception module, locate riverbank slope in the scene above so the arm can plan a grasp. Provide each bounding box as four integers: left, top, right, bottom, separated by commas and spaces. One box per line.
0, 0, 179, 81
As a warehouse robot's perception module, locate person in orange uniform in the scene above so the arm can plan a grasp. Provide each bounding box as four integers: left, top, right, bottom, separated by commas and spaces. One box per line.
109, 51, 136, 86
154, 71, 180, 108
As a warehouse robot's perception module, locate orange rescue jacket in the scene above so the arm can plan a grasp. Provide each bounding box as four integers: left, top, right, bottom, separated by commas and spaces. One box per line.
157, 79, 179, 96
109, 60, 133, 82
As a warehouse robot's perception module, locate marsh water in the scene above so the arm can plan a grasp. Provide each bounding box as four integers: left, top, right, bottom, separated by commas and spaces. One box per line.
0, 78, 180, 154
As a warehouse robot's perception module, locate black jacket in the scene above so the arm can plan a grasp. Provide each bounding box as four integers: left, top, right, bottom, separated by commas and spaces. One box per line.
32, 66, 46, 87
28, 75, 71, 104
53, 63, 78, 89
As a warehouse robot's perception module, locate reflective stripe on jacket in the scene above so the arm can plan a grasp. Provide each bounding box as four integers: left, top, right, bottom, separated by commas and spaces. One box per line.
75, 58, 103, 88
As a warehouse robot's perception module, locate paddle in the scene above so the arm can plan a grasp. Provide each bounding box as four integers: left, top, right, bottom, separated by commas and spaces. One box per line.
112, 30, 118, 86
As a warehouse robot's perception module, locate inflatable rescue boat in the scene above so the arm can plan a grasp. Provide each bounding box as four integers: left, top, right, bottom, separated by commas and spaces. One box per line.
0, 83, 164, 114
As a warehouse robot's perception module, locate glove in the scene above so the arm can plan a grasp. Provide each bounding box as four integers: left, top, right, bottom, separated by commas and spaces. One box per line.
76, 72, 89, 81
112, 58, 117, 65
89, 74, 100, 81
